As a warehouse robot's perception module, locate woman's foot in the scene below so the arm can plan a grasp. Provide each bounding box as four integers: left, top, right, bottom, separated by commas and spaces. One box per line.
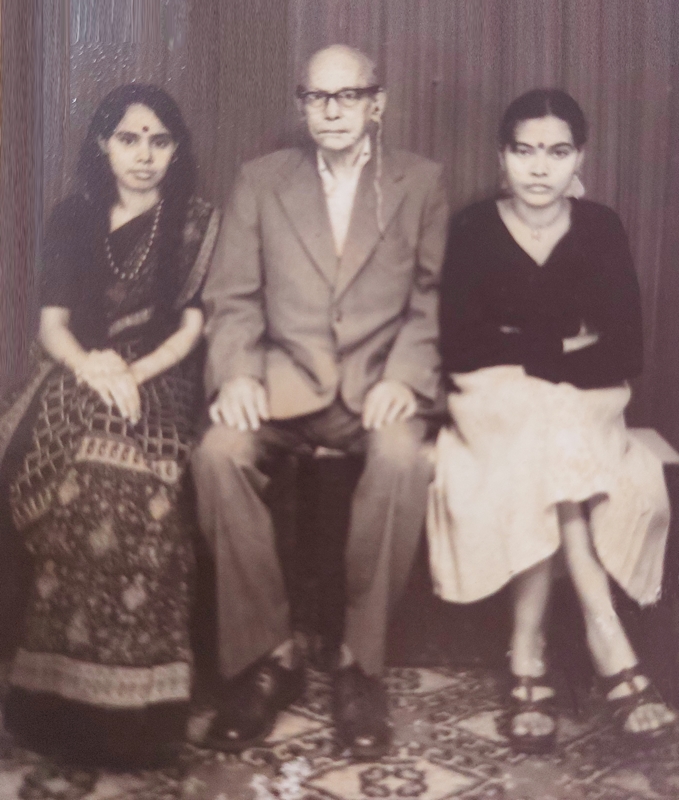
505, 675, 557, 754
601, 666, 676, 740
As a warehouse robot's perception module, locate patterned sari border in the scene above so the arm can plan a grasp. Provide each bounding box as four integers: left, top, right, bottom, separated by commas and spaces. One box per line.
174, 205, 220, 310
11, 649, 191, 707
108, 307, 154, 338
11, 485, 54, 530
0, 358, 55, 470
75, 435, 180, 483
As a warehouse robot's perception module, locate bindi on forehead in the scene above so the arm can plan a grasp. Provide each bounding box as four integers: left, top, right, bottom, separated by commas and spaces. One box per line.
142, 126, 149, 132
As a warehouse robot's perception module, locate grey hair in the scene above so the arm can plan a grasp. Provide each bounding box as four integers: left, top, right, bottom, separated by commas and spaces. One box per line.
301, 44, 385, 235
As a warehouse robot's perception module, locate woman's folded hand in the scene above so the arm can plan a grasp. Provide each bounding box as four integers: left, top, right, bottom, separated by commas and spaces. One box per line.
75, 349, 141, 423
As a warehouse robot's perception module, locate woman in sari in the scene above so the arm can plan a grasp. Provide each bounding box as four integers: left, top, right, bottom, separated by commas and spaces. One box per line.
429, 89, 675, 754
0, 84, 219, 767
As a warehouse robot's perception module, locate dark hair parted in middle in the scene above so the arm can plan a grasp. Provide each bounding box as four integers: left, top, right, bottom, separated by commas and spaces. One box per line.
76, 84, 197, 307
77, 83, 196, 210
498, 89, 588, 150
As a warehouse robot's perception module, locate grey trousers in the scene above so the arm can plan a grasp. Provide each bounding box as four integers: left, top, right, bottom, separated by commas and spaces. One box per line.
191, 399, 432, 679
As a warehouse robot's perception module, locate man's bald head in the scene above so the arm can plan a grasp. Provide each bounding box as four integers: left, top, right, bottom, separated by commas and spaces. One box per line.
298, 44, 386, 158
302, 45, 379, 90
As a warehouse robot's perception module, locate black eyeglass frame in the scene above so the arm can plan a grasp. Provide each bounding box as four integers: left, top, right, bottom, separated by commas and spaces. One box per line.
295, 85, 382, 107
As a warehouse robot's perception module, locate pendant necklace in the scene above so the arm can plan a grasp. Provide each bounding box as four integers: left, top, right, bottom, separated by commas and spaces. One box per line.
105, 199, 163, 282
510, 199, 567, 241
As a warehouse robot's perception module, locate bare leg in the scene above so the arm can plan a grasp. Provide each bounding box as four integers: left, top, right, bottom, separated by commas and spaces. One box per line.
509, 559, 556, 738
559, 501, 675, 733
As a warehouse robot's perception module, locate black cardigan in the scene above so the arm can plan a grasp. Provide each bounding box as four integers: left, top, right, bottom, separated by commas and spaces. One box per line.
439, 198, 643, 390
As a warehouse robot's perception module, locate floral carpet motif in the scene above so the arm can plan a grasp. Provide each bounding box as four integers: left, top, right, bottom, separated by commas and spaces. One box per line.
1, 667, 678, 799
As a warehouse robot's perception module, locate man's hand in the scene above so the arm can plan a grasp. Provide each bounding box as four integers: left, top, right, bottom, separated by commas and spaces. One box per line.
209, 376, 270, 431
362, 380, 417, 430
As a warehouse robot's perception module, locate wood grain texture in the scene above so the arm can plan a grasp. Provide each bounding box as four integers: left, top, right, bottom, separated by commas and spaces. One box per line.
0, 0, 41, 392
4, 0, 679, 445
288, 0, 679, 443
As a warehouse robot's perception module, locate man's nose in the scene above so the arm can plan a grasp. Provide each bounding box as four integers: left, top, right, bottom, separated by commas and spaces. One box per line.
323, 96, 342, 119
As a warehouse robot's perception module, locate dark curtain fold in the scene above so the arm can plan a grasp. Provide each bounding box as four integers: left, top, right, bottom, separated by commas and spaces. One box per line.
0, 0, 41, 393
1, 0, 289, 392
290, 0, 679, 444
41, 0, 289, 217
4, 0, 679, 446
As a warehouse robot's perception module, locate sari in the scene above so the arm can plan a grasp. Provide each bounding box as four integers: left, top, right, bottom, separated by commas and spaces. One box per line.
0, 194, 219, 765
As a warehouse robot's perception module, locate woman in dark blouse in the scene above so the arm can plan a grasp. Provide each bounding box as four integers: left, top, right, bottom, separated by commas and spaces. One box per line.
0, 84, 218, 767
428, 89, 674, 753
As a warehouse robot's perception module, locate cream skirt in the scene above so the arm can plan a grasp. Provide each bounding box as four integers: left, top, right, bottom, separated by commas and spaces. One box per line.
427, 366, 670, 605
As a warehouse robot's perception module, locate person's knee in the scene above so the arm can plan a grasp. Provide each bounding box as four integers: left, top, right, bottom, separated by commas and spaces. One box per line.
366, 420, 428, 475
192, 424, 257, 475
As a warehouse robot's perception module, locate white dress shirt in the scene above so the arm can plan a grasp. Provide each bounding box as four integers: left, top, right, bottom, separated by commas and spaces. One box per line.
317, 136, 372, 258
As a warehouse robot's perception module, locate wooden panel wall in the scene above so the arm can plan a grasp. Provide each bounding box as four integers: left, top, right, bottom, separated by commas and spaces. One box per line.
289, 0, 679, 443
0, 0, 41, 390
42, 0, 288, 216
5, 1, 679, 445
1, 0, 288, 390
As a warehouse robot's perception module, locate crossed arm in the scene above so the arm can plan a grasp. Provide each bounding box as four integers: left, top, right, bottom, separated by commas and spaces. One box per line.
39, 306, 204, 423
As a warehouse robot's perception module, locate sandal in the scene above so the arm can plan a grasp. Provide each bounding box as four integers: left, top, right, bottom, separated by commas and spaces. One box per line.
600, 666, 676, 745
502, 675, 557, 755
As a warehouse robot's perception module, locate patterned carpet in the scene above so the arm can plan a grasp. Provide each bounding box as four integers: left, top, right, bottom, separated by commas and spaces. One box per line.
1, 666, 679, 800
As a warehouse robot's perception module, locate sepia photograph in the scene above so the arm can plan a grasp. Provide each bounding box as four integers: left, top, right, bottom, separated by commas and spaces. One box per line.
0, 1, 678, 797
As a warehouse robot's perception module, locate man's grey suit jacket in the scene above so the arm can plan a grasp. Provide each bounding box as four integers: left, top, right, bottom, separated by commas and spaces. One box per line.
202, 145, 448, 419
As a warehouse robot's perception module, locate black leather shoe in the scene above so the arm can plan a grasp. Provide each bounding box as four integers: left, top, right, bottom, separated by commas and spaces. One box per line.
203, 656, 305, 753
332, 664, 392, 760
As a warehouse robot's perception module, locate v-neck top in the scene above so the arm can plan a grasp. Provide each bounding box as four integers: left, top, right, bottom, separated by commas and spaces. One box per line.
439, 198, 643, 390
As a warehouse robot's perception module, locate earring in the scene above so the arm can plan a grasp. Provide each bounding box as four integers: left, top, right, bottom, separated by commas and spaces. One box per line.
566, 174, 585, 199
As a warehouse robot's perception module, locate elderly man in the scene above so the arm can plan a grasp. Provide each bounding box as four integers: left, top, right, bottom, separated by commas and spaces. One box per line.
192, 44, 447, 759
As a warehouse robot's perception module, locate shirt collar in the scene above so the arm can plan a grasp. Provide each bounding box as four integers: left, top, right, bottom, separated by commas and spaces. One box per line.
316, 136, 371, 182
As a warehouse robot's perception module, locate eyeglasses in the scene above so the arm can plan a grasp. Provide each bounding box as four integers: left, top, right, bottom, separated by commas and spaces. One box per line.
295, 85, 381, 109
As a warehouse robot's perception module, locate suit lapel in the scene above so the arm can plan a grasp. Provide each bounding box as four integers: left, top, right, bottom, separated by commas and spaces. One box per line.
334, 152, 407, 299
275, 150, 338, 286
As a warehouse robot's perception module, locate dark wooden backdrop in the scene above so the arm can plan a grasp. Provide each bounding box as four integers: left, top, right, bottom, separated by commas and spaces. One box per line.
2, 0, 679, 447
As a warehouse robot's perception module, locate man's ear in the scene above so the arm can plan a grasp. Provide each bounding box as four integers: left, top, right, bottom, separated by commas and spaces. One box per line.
371, 89, 386, 121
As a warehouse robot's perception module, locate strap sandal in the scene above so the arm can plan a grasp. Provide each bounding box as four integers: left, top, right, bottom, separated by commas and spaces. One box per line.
600, 665, 676, 745
502, 675, 557, 755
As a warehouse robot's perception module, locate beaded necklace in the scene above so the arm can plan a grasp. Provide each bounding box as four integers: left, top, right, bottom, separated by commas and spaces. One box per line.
104, 199, 163, 281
